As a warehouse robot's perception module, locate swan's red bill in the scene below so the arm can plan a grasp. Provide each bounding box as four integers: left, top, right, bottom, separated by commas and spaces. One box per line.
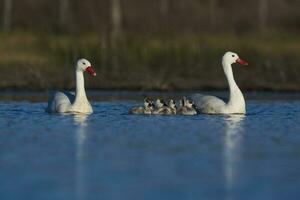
236, 58, 248, 66
85, 66, 97, 76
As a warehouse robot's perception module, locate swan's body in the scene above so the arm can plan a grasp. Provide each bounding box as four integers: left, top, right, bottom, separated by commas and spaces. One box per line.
46, 59, 96, 114
191, 52, 248, 115
177, 97, 197, 115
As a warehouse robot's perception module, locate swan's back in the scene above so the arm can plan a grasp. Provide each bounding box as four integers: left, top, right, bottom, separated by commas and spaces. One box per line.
46, 91, 75, 113
190, 93, 226, 114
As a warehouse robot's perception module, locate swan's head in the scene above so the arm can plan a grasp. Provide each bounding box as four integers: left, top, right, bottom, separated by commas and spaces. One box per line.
223, 52, 248, 66
76, 58, 96, 76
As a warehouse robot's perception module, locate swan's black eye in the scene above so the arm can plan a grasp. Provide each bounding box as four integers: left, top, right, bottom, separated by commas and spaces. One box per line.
232, 55, 235, 57
83, 62, 86, 65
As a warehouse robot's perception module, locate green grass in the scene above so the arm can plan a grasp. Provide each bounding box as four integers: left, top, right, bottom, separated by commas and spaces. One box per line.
0, 31, 300, 91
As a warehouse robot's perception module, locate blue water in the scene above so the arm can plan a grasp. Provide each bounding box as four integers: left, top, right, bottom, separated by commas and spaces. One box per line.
1, 97, 300, 200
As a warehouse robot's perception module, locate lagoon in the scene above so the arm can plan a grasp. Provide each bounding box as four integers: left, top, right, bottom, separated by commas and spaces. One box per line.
1, 92, 300, 200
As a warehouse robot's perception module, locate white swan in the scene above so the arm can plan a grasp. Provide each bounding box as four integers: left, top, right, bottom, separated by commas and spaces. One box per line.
191, 52, 248, 114
46, 58, 96, 114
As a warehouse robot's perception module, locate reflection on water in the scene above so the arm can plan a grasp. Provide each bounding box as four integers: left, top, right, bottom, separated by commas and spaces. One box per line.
1, 101, 300, 200
223, 115, 245, 199
74, 115, 88, 127
74, 115, 88, 200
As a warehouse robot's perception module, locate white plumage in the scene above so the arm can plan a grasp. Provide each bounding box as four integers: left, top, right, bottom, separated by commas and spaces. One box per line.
191, 52, 248, 115
46, 58, 96, 114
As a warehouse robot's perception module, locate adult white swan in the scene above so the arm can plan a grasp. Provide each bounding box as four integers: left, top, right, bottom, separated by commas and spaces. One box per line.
46, 58, 96, 114
191, 52, 248, 115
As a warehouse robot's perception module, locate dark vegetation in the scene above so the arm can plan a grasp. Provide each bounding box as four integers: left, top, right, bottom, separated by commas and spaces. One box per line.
0, 0, 300, 91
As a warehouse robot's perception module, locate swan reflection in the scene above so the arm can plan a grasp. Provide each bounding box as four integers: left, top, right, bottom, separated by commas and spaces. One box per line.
223, 115, 245, 198
74, 114, 88, 200
74, 114, 88, 126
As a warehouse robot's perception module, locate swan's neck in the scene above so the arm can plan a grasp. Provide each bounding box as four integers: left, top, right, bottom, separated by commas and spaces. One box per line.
223, 61, 245, 112
69, 69, 93, 114
74, 70, 88, 102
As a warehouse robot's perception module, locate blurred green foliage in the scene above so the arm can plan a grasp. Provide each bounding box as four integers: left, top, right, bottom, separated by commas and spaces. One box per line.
0, 31, 300, 91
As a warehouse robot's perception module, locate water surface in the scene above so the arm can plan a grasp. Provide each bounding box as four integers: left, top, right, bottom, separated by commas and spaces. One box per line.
1, 92, 300, 200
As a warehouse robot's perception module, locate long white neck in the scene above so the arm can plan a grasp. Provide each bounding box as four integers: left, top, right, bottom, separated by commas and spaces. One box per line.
74, 69, 88, 103
222, 61, 245, 112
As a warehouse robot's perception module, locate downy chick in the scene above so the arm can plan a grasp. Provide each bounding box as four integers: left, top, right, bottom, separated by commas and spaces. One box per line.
153, 98, 176, 115
177, 97, 197, 115
129, 98, 154, 115
168, 99, 177, 115
153, 98, 168, 115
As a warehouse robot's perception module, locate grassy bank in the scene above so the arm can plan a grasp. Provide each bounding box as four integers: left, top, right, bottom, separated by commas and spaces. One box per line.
0, 31, 300, 91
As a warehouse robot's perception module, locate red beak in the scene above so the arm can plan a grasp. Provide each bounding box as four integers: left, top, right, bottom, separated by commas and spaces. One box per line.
85, 66, 96, 76
236, 58, 248, 66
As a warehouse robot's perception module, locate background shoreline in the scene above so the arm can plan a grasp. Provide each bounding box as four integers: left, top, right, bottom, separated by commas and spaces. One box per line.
1, 31, 300, 91
1, 90, 300, 102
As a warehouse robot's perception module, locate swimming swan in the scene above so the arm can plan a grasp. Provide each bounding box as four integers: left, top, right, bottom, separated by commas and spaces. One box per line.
191, 52, 248, 114
46, 58, 96, 114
